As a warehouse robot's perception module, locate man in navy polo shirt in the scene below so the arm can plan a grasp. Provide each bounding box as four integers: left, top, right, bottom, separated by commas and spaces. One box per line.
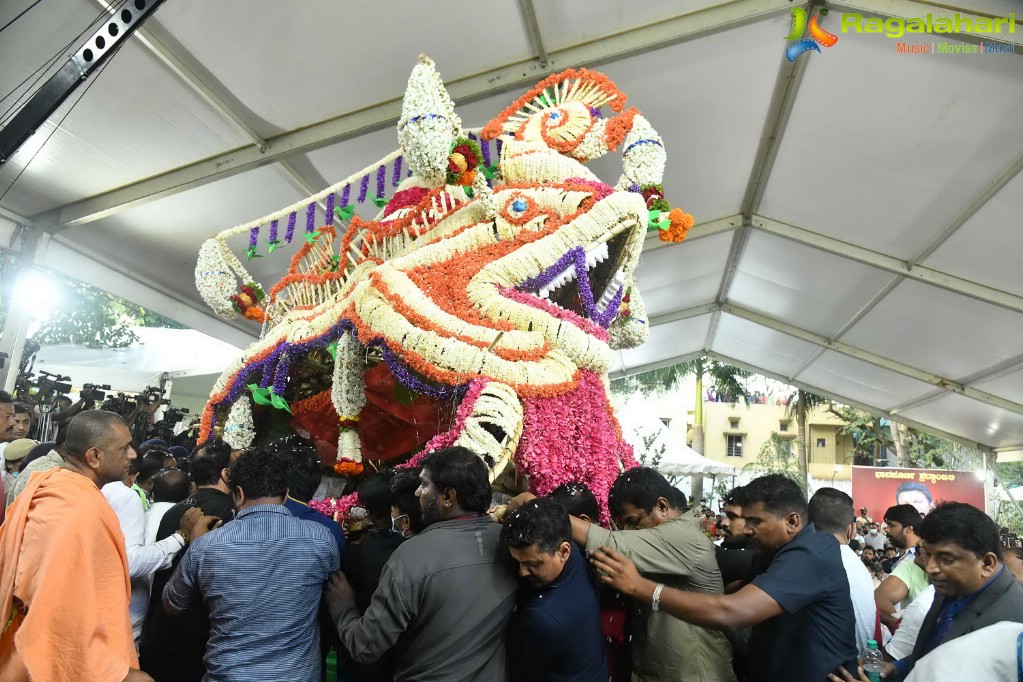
592, 474, 857, 682
502, 497, 607, 682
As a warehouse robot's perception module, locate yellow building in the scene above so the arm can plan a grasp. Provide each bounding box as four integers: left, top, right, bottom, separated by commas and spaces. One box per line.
692, 401, 856, 482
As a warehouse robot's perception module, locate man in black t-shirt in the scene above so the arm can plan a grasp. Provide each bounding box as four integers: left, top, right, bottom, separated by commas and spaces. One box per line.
592, 474, 857, 682
140, 440, 234, 682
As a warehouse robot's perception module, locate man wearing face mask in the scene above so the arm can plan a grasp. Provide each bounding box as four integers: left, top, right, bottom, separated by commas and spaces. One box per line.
864, 522, 886, 552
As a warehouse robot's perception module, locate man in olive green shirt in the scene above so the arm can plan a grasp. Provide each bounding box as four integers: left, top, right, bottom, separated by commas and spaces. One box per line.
573, 468, 735, 682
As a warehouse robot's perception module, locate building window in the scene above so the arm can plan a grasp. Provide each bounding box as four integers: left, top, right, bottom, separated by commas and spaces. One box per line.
817, 438, 826, 448
659, 418, 671, 428
729, 418, 740, 429
779, 422, 788, 432
726, 435, 744, 457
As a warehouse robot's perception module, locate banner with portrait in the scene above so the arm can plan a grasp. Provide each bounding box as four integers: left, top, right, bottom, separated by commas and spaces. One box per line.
850, 466, 985, 523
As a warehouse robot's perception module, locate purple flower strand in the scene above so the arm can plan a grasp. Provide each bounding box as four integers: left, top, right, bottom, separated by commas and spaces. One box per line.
248, 227, 259, 250
325, 193, 336, 226
285, 212, 297, 243
260, 361, 274, 388
481, 139, 491, 167
341, 183, 351, 206
376, 164, 386, 198
392, 156, 403, 187
496, 138, 503, 155
358, 174, 369, 203
337, 320, 465, 400
273, 354, 291, 396
268, 219, 279, 243
305, 203, 316, 233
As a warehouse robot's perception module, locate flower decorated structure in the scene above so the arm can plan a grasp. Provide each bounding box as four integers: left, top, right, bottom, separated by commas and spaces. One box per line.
195, 59, 692, 520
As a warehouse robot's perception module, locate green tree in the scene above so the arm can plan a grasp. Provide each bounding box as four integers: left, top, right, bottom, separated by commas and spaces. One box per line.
829, 405, 892, 466
744, 432, 807, 494
785, 389, 830, 484
10, 275, 181, 349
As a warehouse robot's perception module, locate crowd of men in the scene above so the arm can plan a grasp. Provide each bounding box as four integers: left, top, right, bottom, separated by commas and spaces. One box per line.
1, 389, 1022, 681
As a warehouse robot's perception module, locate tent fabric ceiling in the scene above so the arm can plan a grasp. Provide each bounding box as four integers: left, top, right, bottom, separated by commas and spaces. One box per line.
1, 0, 1021, 455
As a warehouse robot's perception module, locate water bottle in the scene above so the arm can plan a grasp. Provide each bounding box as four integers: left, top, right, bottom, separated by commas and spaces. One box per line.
862, 639, 884, 682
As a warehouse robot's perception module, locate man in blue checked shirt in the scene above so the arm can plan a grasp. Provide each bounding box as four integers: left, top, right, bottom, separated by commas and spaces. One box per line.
163, 447, 340, 682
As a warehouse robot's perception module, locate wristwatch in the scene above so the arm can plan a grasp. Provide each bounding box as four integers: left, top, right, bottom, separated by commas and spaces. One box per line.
651, 583, 665, 612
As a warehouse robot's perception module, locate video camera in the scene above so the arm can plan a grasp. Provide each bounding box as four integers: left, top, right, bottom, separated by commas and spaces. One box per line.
101, 392, 137, 416
140, 385, 171, 406
81, 383, 111, 402
34, 371, 73, 398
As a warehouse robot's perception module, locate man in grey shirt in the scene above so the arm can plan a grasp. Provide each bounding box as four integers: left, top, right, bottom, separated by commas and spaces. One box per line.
327, 447, 517, 681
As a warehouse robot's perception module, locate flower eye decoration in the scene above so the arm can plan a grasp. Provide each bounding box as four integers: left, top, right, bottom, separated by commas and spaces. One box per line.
501, 193, 544, 227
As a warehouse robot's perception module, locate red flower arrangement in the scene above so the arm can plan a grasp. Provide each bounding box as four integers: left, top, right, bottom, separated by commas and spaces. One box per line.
230, 282, 267, 323
446, 138, 482, 186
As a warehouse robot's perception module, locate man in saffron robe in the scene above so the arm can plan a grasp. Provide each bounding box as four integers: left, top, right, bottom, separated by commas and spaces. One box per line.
0, 410, 154, 682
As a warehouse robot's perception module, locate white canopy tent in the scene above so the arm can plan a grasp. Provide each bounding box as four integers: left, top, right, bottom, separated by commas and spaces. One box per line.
0, 0, 1020, 464
615, 395, 736, 476
30, 326, 243, 413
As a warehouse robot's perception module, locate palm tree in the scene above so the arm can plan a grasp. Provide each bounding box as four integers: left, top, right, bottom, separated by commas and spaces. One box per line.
613, 357, 750, 503
784, 389, 831, 484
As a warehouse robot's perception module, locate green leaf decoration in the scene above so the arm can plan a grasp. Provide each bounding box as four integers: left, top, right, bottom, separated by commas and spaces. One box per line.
245, 246, 262, 260
329, 255, 341, 272
267, 239, 281, 254
464, 187, 474, 199
327, 341, 338, 360
270, 393, 292, 414
482, 164, 498, 180
303, 230, 320, 245
335, 205, 356, 221
372, 196, 388, 208
249, 386, 273, 405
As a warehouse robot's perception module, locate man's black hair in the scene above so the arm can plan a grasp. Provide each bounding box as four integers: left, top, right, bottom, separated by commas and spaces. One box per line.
672, 488, 688, 509
895, 481, 933, 504
65, 410, 125, 461
723, 486, 745, 507
808, 487, 855, 535
391, 467, 425, 534
273, 436, 322, 503
919, 501, 1001, 560
0, 390, 12, 404
1005, 547, 1023, 562
12, 402, 30, 415
152, 468, 191, 503
190, 439, 232, 487
883, 504, 923, 532
501, 496, 571, 555
419, 446, 491, 514
138, 451, 167, 485
547, 481, 600, 520
227, 447, 289, 500
608, 466, 678, 519
359, 469, 399, 520
734, 474, 807, 519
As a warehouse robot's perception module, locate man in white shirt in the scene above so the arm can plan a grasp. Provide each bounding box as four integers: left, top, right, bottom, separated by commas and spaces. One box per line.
104, 467, 216, 645
808, 487, 877, 658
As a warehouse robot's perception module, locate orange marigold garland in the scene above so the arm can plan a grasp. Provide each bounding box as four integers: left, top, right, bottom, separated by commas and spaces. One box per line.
659, 207, 694, 243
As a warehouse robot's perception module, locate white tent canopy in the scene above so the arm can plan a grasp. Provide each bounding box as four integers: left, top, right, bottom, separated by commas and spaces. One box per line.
616, 396, 736, 476
31, 326, 243, 413
1, 0, 1021, 459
